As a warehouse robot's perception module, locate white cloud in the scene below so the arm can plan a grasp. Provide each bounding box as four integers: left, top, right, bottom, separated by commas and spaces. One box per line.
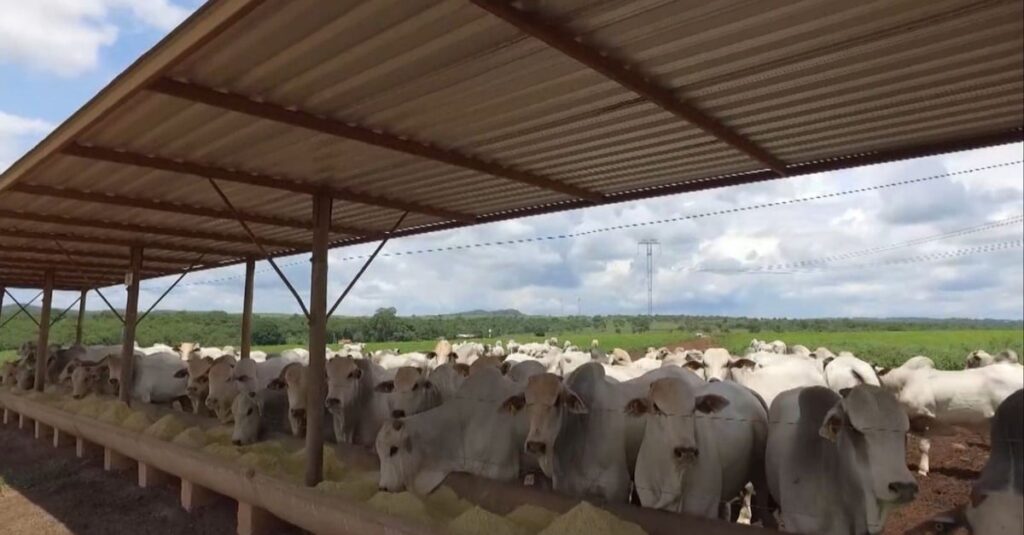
0, 110, 54, 171
0, 0, 191, 77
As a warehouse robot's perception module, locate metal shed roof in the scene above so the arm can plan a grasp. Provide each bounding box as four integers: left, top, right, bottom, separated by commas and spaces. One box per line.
1, 0, 1022, 290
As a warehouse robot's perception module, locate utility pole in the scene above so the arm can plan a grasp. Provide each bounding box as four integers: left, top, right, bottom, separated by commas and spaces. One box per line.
638, 239, 659, 316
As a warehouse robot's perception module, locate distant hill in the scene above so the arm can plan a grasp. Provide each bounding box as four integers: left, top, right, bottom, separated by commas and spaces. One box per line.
448, 309, 524, 317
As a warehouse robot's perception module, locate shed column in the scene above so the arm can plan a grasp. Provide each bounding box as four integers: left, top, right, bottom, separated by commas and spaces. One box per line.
304, 194, 332, 486
0, 286, 5, 333
240, 257, 255, 360
119, 246, 143, 403
34, 270, 54, 392
75, 288, 87, 345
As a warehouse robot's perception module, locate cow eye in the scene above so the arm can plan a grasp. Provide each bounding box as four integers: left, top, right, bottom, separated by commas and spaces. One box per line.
652, 403, 666, 416
236, 375, 249, 382
411, 382, 420, 391
247, 408, 254, 416
389, 446, 399, 457
198, 376, 208, 383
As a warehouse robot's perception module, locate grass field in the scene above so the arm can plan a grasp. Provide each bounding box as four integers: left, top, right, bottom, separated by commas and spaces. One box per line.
4, 329, 1021, 370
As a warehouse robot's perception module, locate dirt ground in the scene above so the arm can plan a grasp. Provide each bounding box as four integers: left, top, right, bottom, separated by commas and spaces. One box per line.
883, 427, 987, 535
0, 424, 250, 535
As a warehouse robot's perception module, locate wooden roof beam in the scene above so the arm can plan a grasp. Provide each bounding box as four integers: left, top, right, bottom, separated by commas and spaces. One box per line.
0, 228, 248, 257
471, 0, 788, 176
0, 208, 305, 249
0, 255, 166, 274
148, 77, 604, 203
8, 182, 369, 236
0, 243, 194, 266
62, 143, 476, 224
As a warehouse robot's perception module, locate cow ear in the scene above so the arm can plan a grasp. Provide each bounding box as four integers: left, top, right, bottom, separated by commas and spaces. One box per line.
838, 388, 853, 398
624, 398, 651, 416
562, 390, 588, 414
500, 361, 513, 375
819, 406, 845, 442
173, 369, 188, 379
267, 379, 285, 391
683, 361, 705, 371
875, 366, 891, 377
203, 356, 214, 364
695, 394, 730, 414
453, 364, 470, 377
375, 381, 395, 393
822, 356, 835, 369
728, 358, 756, 369
499, 394, 525, 414
426, 351, 437, 359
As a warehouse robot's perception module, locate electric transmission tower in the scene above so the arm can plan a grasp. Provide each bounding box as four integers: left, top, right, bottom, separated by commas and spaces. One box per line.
638, 239, 660, 316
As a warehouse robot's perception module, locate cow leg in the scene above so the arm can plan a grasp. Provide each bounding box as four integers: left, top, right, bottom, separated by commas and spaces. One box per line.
917, 437, 931, 476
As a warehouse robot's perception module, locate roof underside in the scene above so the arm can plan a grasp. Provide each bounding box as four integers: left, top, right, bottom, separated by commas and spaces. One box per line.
1, 0, 1022, 291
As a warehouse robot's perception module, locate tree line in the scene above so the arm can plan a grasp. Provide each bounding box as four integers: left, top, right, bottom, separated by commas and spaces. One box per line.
0, 305, 1019, 350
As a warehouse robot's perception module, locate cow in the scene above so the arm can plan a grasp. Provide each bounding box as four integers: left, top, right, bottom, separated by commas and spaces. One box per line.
626, 376, 769, 520
104, 351, 188, 404
890, 362, 1023, 476
966, 349, 1020, 369
499, 362, 692, 502
230, 387, 291, 446
823, 354, 881, 393
376, 366, 528, 494
374, 351, 431, 371
963, 389, 1023, 535
766, 385, 918, 535
70, 362, 111, 399
681, 348, 733, 382
725, 355, 828, 407
174, 356, 219, 415
325, 356, 394, 447
266, 362, 309, 436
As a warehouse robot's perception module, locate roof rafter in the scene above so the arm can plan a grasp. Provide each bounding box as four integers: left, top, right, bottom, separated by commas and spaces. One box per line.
0, 208, 304, 249
62, 143, 476, 224
0, 228, 247, 257
8, 182, 370, 236
0, 243, 195, 266
0, 255, 166, 274
149, 77, 605, 203
470, 0, 788, 176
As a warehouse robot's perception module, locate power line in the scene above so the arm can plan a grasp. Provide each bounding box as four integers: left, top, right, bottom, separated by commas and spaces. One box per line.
695, 239, 1023, 275
173, 160, 1023, 287
679, 214, 1024, 273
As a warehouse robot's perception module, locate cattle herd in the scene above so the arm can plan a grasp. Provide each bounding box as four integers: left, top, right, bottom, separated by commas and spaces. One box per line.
2, 337, 1021, 535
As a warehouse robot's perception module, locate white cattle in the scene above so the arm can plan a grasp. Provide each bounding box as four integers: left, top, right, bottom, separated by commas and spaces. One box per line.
627, 376, 769, 519
374, 366, 450, 419
684, 348, 733, 382
500, 363, 693, 502
504, 360, 547, 384
104, 351, 188, 404
892, 362, 1024, 476
878, 355, 935, 395
230, 386, 291, 446
789, 344, 811, 357
769, 340, 787, 354
965, 349, 1020, 369
766, 385, 918, 535
726, 355, 827, 407
266, 362, 310, 436
823, 355, 882, 393
453, 342, 485, 364
325, 357, 394, 447
203, 353, 305, 423
136, 343, 174, 356
376, 367, 528, 494
631, 347, 670, 373
810, 347, 836, 362
608, 348, 632, 367
374, 351, 430, 370
553, 350, 597, 376
963, 389, 1023, 535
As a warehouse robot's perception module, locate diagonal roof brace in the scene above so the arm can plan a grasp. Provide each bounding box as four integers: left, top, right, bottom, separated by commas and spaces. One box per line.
471, 0, 788, 176
62, 143, 476, 224
148, 77, 605, 203
9, 182, 370, 236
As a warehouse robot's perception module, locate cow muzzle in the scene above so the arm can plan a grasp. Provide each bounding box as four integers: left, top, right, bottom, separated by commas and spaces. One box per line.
525, 441, 547, 455
888, 481, 918, 503
290, 408, 306, 420
674, 446, 699, 462
391, 410, 406, 419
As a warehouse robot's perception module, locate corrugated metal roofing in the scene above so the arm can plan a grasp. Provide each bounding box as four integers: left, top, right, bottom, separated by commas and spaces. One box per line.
1, 0, 1021, 290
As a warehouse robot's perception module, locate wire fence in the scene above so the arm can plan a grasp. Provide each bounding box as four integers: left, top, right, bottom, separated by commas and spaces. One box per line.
169, 160, 1023, 288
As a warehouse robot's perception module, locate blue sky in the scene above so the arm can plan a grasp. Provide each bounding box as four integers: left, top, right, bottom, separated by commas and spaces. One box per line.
1, 1, 1023, 319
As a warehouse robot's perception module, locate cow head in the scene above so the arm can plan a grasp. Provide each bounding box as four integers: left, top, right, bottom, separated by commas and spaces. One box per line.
231, 390, 262, 446
178, 356, 215, 414
625, 378, 728, 467
267, 362, 307, 437
500, 373, 586, 476
324, 357, 366, 416
375, 367, 441, 420
71, 363, 107, 399
1, 362, 18, 387
375, 419, 442, 494
204, 355, 239, 423
820, 385, 917, 529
